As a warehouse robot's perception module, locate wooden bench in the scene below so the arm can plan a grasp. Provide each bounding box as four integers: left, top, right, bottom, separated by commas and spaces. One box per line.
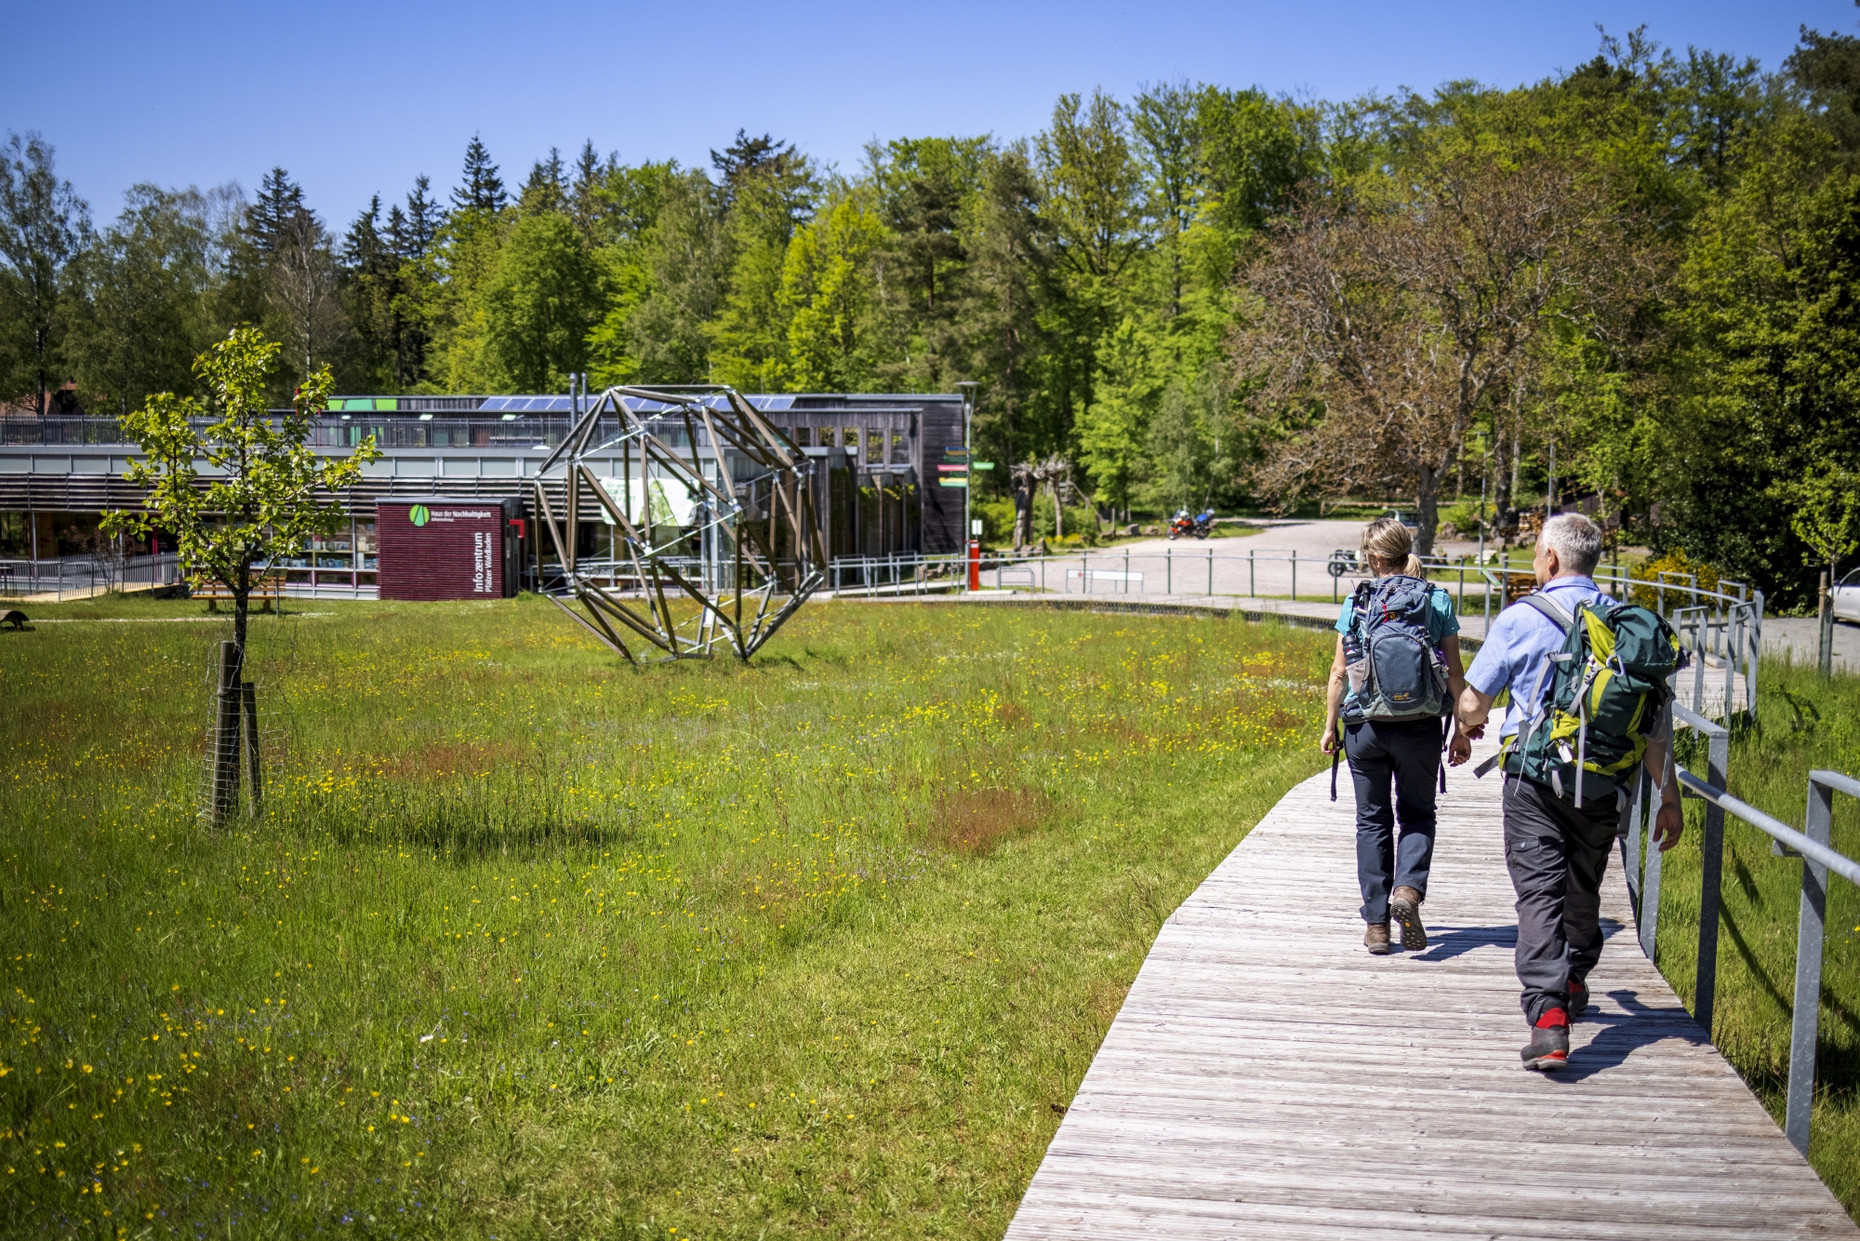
191, 575, 285, 613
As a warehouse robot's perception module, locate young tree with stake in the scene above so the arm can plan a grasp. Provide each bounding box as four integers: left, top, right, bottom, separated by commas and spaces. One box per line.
103, 328, 378, 816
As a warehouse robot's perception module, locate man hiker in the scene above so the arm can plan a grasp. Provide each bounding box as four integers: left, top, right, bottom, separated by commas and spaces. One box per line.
1456, 513, 1684, 1070
1321, 517, 1472, 956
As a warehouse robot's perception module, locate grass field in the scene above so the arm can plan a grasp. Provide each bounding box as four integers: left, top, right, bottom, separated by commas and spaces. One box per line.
0, 595, 1331, 1239
1640, 655, 1860, 1212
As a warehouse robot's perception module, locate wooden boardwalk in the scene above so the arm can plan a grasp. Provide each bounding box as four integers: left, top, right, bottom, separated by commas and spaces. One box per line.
1007, 744, 1856, 1240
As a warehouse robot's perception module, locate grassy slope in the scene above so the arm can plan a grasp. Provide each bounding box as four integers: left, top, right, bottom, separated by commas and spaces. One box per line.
0, 596, 1330, 1238
1645, 656, 1860, 1214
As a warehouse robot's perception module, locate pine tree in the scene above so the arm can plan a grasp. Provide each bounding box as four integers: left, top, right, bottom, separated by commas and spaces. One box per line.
711, 130, 799, 205
519, 148, 567, 215
343, 196, 387, 273
571, 139, 606, 241
403, 174, 442, 258
246, 167, 305, 256
452, 136, 507, 214
385, 203, 411, 259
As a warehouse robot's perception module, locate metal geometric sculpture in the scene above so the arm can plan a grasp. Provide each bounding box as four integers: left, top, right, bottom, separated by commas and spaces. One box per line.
531, 384, 826, 662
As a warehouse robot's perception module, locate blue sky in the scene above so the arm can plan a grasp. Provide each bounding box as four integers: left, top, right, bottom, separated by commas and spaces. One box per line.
10, 1, 1857, 227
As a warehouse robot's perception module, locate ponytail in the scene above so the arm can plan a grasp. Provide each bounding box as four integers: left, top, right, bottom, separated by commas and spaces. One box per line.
1361, 517, 1425, 578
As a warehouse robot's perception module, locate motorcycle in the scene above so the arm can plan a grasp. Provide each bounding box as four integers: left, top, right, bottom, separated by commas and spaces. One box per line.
1327, 548, 1364, 579
1168, 509, 1216, 540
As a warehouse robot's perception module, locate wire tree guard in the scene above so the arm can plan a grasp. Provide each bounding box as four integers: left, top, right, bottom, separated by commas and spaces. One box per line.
531, 385, 827, 662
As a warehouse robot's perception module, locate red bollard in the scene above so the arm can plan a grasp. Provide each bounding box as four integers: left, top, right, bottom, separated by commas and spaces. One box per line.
968, 539, 981, 591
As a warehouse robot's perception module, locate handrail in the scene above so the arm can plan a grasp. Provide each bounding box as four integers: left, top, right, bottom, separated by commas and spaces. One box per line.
1642, 703, 1860, 1157
1676, 771, 1860, 887
824, 549, 1765, 725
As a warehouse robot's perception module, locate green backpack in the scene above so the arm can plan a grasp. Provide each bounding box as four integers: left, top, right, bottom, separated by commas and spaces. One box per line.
1500, 593, 1683, 807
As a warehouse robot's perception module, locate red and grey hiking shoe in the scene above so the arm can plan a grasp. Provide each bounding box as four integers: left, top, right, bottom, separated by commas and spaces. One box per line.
1389, 886, 1428, 951
1567, 979, 1590, 1022
1521, 1009, 1570, 1071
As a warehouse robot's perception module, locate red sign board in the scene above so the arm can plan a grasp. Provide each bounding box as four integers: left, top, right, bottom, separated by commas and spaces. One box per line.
377, 499, 516, 601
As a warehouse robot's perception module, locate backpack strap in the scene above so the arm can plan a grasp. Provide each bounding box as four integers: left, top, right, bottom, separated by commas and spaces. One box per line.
1519, 591, 1575, 634
1347, 579, 1374, 640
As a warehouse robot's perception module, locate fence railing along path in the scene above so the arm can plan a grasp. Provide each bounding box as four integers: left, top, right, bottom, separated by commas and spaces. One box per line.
1004, 740, 1856, 1240
833, 548, 1763, 722
0, 552, 182, 602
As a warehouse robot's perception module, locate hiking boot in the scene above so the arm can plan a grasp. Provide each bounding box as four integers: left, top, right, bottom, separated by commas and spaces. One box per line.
1567, 978, 1590, 1022
1389, 886, 1428, 951
1364, 922, 1391, 955
1521, 1009, 1570, 1071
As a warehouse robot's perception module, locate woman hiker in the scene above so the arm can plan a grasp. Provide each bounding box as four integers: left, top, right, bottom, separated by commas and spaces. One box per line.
1321, 518, 1472, 954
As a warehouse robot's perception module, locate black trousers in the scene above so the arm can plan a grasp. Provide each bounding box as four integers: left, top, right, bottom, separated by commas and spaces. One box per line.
1502, 774, 1619, 1025
1343, 718, 1442, 924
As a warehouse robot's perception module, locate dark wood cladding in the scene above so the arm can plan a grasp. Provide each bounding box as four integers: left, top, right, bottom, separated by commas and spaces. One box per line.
376, 498, 520, 601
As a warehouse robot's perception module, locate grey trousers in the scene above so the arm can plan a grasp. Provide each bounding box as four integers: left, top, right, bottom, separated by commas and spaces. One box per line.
1344, 718, 1441, 924
1502, 774, 1619, 1025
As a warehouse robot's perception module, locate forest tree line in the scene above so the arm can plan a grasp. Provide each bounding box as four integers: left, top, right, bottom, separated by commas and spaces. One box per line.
4, 25, 1860, 606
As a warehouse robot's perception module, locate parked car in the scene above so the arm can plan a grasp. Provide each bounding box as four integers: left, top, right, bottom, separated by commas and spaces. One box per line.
1385, 508, 1419, 532
1835, 568, 1860, 623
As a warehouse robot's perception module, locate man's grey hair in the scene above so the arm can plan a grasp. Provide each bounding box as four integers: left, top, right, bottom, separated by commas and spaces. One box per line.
1541, 512, 1603, 575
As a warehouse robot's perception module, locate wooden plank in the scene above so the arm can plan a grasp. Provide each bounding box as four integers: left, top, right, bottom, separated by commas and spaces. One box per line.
1004, 746, 1859, 1239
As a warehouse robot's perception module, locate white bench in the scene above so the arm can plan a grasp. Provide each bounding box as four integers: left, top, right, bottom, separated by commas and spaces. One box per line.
1065, 568, 1143, 593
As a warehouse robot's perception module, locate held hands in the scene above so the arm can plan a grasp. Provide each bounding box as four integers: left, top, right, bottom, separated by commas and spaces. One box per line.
1447, 733, 1472, 767
1651, 799, 1684, 852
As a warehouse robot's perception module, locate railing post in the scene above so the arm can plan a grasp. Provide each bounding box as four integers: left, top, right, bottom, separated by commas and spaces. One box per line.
1694, 727, 1729, 1037
1620, 767, 1646, 916
1750, 591, 1765, 720
1726, 610, 1742, 716
1248, 549, 1255, 597
1641, 791, 1664, 961
1166, 547, 1172, 595
1207, 546, 1213, 597
1784, 776, 1835, 1155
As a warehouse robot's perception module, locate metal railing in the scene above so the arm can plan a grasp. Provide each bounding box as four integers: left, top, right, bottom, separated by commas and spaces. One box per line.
1624, 700, 1860, 1157
0, 552, 183, 601
824, 547, 1764, 719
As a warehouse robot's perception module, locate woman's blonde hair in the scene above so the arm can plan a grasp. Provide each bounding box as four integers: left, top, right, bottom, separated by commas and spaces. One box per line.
1361, 517, 1424, 577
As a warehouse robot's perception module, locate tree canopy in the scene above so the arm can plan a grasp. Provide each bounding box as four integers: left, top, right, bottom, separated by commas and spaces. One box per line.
13, 23, 1860, 603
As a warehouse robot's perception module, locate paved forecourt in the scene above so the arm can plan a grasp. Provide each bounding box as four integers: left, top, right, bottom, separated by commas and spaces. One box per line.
1006, 741, 1856, 1240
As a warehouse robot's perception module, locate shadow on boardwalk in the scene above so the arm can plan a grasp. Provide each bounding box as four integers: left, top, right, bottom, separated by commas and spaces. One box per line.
1005, 752, 1855, 1240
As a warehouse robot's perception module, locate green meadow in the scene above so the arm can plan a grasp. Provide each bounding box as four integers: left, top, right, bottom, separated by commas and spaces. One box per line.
10, 593, 1860, 1236
1645, 656, 1860, 1214
0, 596, 1329, 1238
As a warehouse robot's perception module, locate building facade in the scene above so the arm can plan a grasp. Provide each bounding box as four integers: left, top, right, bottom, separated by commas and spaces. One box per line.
0, 391, 969, 595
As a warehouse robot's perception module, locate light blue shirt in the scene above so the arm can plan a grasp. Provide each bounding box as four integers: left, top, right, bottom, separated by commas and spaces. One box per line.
1464, 575, 1609, 738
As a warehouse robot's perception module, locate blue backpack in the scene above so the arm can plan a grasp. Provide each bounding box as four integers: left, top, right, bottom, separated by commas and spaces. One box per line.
1342, 575, 1451, 723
